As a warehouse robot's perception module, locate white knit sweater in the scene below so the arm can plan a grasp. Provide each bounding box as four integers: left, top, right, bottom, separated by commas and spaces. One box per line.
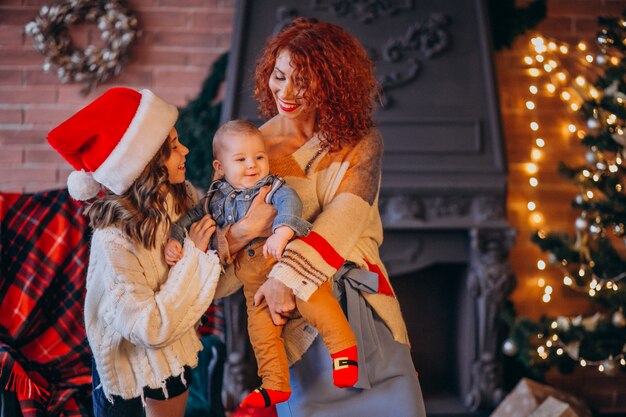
84, 195, 222, 400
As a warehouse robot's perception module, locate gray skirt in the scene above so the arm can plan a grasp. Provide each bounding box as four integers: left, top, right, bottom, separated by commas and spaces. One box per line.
276, 266, 427, 417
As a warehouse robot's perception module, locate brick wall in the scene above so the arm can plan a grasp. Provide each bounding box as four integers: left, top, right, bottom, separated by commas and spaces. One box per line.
495, 0, 626, 412
0, 0, 234, 193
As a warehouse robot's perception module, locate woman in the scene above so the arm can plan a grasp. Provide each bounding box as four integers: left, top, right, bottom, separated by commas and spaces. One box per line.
217, 18, 427, 417
46, 87, 223, 417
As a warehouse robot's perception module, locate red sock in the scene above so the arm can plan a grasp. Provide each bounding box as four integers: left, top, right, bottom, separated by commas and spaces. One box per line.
240, 387, 291, 408
331, 345, 358, 388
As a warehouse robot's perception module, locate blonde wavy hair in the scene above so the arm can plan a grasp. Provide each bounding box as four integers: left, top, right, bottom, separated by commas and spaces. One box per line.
86, 140, 192, 249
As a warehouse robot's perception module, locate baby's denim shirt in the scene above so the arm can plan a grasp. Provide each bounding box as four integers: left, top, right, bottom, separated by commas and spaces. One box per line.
170, 175, 312, 245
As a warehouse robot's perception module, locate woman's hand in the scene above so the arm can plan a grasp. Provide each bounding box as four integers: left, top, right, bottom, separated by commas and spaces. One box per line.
253, 278, 296, 326
188, 214, 216, 252
227, 186, 277, 254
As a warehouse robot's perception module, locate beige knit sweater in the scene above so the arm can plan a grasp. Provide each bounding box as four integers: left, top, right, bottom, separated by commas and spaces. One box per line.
85, 192, 222, 400
215, 129, 410, 364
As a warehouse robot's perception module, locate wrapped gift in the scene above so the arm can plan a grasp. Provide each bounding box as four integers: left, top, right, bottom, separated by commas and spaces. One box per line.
529, 397, 580, 417
491, 378, 591, 417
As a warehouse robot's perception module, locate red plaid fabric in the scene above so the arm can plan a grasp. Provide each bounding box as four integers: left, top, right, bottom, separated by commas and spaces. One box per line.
198, 299, 225, 341
0, 189, 92, 417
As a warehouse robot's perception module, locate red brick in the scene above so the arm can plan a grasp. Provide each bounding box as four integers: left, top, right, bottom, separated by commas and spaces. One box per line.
57, 85, 99, 105
151, 31, 215, 48
57, 166, 73, 182
159, 0, 219, 7
24, 182, 67, 193
0, 166, 57, 183
0, 129, 47, 145
24, 106, 76, 125
573, 17, 602, 37
157, 87, 198, 107
0, 183, 25, 193
128, 0, 155, 6
0, 25, 25, 47
132, 48, 188, 66
536, 17, 574, 38
0, 109, 22, 124
191, 11, 234, 31
549, 0, 626, 16
0, 70, 21, 85
1, 49, 45, 66
154, 69, 206, 88
0, 87, 57, 104
215, 33, 231, 48
24, 145, 65, 164
24, 69, 60, 85
0, 146, 23, 164
0, 8, 40, 26
186, 51, 220, 68
137, 10, 188, 28
23, 0, 53, 5
110, 69, 153, 87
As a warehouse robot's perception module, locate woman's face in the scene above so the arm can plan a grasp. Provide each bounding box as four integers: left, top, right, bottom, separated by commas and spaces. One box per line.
164, 128, 189, 184
269, 49, 314, 121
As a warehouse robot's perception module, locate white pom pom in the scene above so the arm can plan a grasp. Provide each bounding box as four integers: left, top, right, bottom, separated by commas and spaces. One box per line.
67, 170, 101, 200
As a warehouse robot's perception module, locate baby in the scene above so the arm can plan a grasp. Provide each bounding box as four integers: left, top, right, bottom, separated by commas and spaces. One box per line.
165, 120, 358, 408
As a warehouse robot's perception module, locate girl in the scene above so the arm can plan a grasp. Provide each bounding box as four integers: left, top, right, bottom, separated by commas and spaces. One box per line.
47, 87, 222, 417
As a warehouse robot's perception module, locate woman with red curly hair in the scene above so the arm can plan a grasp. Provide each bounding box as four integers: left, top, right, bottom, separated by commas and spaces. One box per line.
217, 17, 426, 416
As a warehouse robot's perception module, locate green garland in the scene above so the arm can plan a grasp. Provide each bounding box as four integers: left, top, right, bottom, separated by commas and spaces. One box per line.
175, 52, 228, 190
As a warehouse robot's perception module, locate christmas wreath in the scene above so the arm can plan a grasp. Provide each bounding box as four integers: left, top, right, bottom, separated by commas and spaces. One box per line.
25, 0, 140, 95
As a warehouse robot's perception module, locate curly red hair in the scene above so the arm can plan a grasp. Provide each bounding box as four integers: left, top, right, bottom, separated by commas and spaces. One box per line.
254, 17, 378, 151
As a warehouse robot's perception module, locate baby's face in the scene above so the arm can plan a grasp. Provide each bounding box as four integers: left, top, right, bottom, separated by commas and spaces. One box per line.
213, 132, 270, 189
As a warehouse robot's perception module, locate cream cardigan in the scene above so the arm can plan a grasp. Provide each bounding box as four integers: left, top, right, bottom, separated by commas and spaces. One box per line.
84, 194, 222, 400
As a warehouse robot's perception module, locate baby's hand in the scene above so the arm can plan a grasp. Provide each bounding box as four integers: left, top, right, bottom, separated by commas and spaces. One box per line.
165, 239, 183, 266
263, 226, 295, 260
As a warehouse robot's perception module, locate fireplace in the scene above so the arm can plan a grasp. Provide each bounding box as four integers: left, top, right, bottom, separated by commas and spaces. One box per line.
379, 196, 516, 414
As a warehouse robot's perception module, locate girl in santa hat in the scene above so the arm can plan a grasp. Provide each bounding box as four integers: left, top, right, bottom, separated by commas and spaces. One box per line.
47, 87, 238, 417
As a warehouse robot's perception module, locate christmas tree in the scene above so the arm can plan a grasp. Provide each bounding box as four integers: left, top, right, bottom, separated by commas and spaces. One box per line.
505, 12, 626, 379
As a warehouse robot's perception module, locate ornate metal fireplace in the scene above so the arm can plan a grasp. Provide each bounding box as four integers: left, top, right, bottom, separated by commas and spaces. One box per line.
220, 0, 515, 414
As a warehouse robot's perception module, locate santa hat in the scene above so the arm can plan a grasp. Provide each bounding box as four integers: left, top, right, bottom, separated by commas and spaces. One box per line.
47, 87, 178, 200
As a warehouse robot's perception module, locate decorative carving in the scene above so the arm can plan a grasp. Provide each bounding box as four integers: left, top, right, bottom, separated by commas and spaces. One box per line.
379, 235, 425, 276
379, 194, 506, 226
310, 0, 414, 23
466, 227, 516, 410
273, 6, 300, 35
272, 4, 451, 108
425, 196, 472, 219
472, 195, 505, 223
379, 194, 425, 223
379, 13, 451, 107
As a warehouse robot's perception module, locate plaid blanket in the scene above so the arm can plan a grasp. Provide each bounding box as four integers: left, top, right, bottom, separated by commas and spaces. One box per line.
0, 188, 226, 416
0, 189, 92, 417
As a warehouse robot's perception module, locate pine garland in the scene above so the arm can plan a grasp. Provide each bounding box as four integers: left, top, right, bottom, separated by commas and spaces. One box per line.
175, 52, 229, 190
